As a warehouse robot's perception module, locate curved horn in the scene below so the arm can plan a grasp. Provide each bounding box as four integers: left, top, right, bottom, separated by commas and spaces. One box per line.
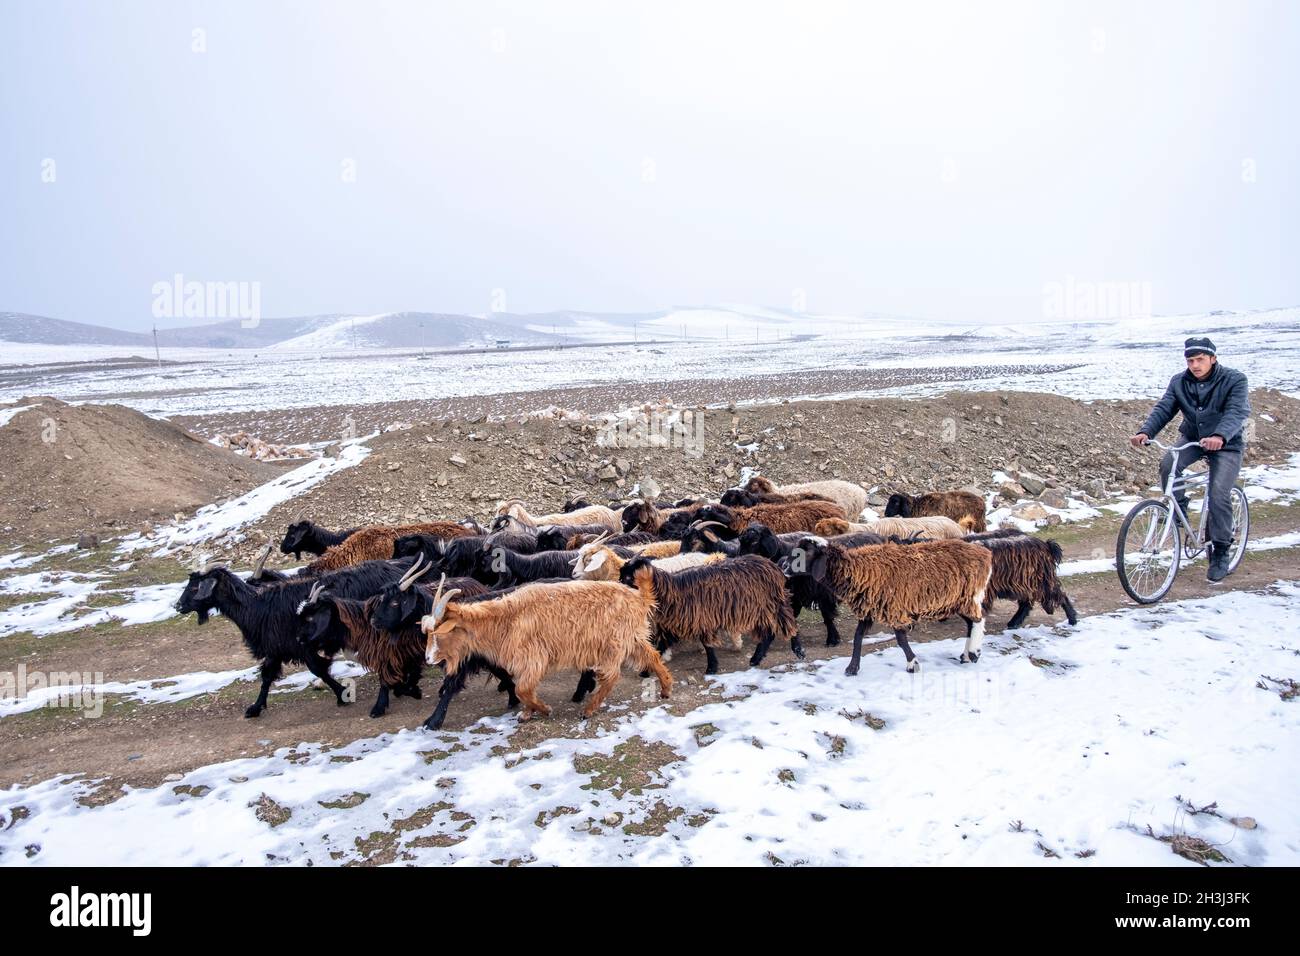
252, 542, 273, 576
399, 553, 429, 591
307, 581, 324, 604
431, 587, 463, 624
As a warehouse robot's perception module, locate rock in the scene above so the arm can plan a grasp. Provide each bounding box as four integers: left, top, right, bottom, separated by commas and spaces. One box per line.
640, 476, 662, 500
1011, 501, 1049, 521
722, 463, 736, 479
998, 481, 1027, 501
614, 457, 631, 476
1086, 477, 1107, 499
448, 454, 467, 468
76, 532, 99, 550
1019, 473, 1047, 495
1039, 487, 1069, 509
386, 462, 402, 472
163, 773, 183, 782
1043, 513, 1063, 526
598, 464, 618, 481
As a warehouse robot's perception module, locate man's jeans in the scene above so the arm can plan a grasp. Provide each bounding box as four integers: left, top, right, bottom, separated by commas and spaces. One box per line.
1158, 445, 1243, 547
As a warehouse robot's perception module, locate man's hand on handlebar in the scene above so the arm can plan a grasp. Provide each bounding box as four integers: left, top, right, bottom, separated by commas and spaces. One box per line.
1130, 433, 1149, 448
1199, 435, 1225, 452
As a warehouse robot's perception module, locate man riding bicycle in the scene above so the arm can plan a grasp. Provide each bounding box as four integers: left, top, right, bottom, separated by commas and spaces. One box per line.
1130, 336, 1250, 583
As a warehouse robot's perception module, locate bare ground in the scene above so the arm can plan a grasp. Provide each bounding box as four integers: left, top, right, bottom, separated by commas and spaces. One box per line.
2, 502, 1297, 796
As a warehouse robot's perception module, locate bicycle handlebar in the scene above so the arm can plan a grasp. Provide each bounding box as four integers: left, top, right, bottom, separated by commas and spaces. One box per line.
1142, 438, 1201, 452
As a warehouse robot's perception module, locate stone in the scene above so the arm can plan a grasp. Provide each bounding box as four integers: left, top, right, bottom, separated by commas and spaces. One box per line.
1019, 473, 1047, 495
76, 532, 99, 550
598, 464, 618, 481
1011, 501, 1049, 521
448, 454, 467, 468
998, 481, 1027, 501
1039, 487, 1069, 509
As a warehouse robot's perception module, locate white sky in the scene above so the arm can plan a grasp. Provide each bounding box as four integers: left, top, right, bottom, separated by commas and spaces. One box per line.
1, 0, 1297, 328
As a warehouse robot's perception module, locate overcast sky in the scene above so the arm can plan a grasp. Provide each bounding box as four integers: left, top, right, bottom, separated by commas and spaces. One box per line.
2, 0, 1297, 330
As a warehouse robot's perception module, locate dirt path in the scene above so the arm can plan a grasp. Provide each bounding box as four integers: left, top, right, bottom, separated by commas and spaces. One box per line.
3, 505, 1296, 797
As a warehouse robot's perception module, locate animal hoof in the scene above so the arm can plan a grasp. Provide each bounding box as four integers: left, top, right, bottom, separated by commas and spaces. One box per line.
844, 663, 859, 677
705, 665, 719, 675
825, 637, 840, 647
369, 706, 386, 718
794, 647, 807, 660
421, 718, 442, 732
243, 705, 263, 719
960, 651, 980, 664
906, 659, 921, 673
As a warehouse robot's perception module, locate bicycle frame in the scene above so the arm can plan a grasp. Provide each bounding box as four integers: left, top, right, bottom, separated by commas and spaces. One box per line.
1138, 440, 1211, 556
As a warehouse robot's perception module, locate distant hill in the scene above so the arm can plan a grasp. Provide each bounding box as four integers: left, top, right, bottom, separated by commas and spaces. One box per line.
265, 312, 563, 351
0, 312, 153, 347
0, 310, 564, 351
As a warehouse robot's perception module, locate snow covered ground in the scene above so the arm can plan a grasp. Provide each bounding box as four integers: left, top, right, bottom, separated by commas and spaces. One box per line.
4, 582, 1296, 866
3, 307, 1296, 420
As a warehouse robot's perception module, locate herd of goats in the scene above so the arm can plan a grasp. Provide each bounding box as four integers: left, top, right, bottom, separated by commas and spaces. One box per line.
174, 475, 1079, 729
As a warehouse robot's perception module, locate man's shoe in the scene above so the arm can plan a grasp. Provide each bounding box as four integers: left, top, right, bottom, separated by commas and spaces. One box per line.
1206, 543, 1231, 583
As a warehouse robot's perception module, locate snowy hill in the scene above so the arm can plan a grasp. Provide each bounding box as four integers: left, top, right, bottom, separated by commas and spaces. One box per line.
264, 312, 563, 351
0, 313, 153, 347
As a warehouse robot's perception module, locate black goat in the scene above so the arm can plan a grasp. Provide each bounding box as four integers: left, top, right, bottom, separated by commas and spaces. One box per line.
472, 546, 581, 587
279, 520, 359, 559
735, 522, 884, 647
394, 531, 538, 576
174, 558, 411, 718
296, 558, 491, 719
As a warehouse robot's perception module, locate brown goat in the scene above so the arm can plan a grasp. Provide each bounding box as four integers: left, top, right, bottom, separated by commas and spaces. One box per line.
620, 499, 711, 535
619, 555, 799, 674
305, 522, 474, 574
787, 536, 992, 675
697, 499, 846, 536
421, 579, 670, 719
744, 476, 867, 518
884, 490, 987, 533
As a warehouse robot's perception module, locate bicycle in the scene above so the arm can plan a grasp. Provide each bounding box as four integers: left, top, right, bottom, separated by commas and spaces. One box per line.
1115, 438, 1250, 604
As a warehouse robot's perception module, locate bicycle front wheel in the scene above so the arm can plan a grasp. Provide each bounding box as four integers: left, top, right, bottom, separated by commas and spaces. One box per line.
1226, 485, 1250, 573
1117, 498, 1182, 604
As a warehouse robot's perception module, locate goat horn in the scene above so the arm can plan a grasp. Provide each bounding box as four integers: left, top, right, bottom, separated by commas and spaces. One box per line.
252, 542, 273, 576
307, 581, 324, 604
431, 586, 463, 624
431, 572, 446, 609
399, 553, 429, 591
696, 521, 729, 531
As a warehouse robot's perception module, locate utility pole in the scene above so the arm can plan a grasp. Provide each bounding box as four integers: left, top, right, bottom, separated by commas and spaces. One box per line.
152, 324, 161, 368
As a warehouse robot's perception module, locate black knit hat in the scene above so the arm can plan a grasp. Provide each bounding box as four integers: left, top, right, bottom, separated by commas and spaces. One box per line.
1184, 336, 1216, 358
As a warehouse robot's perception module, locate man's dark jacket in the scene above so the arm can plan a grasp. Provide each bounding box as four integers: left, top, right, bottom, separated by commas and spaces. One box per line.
1139, 362, 1251, 451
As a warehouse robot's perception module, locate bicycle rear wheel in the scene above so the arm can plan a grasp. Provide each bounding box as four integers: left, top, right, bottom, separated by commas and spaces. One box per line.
1226, 486, 1250, 573
1117, 499, 1182, 604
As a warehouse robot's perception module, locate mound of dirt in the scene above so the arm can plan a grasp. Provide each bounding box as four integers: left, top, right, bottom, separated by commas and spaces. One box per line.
0, 396, 288, 547
232, 387, 1300, 571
